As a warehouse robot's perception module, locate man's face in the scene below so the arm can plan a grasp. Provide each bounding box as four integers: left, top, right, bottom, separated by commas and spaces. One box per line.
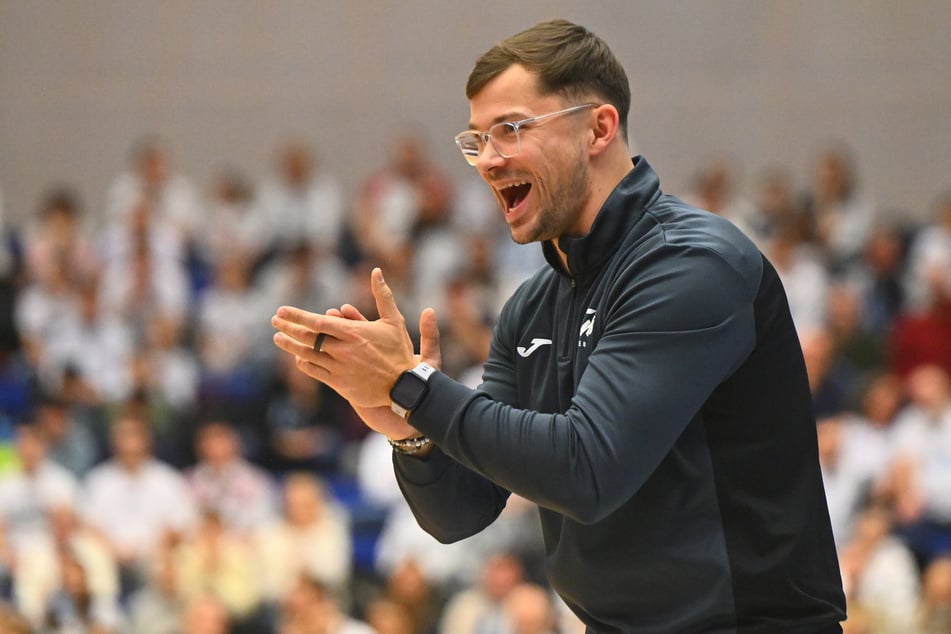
469, 65, 592, 245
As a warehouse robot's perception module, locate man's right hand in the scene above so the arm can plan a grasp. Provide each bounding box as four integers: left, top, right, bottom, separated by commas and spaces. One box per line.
327, 302, 441, 441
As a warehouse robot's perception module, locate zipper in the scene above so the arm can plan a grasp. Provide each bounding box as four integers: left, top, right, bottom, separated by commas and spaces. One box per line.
560, 275, 578, 360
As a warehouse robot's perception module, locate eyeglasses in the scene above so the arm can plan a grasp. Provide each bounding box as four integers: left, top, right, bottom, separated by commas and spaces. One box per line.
454, 103, 598, 166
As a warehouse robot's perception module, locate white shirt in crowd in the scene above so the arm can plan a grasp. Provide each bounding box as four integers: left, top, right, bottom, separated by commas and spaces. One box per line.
81, 458, 196, 559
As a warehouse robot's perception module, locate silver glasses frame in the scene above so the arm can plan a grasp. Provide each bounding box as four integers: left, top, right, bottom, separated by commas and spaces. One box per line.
454, 103, 598, 166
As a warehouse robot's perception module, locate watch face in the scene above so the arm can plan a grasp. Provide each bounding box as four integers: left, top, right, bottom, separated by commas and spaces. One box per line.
390, 372, 427, 411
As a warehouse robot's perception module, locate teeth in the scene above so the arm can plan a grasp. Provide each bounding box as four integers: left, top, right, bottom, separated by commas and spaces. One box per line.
500, 181, 529, 190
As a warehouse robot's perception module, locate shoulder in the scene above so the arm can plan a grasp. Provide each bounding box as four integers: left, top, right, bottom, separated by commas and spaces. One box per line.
612, 196, 764, 310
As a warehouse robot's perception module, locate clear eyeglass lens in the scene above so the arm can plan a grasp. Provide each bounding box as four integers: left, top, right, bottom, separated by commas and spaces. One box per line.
455, 133, 482, 165
490, 122, 520, 157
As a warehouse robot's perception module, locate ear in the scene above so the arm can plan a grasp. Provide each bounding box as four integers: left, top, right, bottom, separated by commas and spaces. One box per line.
588, 104, 621, 157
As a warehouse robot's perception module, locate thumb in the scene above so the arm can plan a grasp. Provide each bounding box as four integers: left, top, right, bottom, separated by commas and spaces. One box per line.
371, 267, 402, 322
419, 307, 441, 369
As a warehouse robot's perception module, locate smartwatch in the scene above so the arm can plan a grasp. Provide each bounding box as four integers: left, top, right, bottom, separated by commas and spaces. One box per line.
389, 361, 437, 419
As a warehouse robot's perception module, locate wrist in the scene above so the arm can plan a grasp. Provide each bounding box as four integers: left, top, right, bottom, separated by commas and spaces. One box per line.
387, 434, 434, 456
389, 361, 437, 419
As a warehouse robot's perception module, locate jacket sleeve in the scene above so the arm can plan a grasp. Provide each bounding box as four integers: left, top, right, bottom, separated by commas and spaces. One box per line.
397, 245, 759, 534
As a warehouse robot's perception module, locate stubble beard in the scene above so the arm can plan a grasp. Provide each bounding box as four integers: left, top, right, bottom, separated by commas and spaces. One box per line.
511, 146, 590, 245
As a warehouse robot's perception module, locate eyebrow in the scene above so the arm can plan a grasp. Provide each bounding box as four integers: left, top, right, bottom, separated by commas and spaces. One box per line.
466, 110, 532, 132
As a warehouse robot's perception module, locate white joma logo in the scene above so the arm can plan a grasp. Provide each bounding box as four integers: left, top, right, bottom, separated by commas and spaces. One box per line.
517, 338, 553, 358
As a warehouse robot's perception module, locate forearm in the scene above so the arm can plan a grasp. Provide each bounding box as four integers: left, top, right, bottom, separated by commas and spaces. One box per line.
393, 445, 510, 543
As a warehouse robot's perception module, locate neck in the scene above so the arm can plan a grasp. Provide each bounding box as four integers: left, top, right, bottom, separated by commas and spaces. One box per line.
554, 150, 636, 270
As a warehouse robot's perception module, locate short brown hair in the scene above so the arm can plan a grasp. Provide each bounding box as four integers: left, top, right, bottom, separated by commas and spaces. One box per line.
466, 19, 631, 139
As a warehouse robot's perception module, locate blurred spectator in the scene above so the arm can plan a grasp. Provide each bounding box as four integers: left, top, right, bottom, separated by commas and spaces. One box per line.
23, 186, 100, 287
890, 284, 951, 381
257, 140, 345, 257
846, 372, 904, 486
258, 240, 349, 325
181, 594, 231, 634
821, 376, 904, 547
14, 505, 119, 628
105, 136, 203, 248
255, 473, 352, 606
46, 275, 134, 404
126, 314, 201, 444
438, 274, 494, 382
881, 365, 951, 565
838, 505, 920, 633
764, 221, 829, 333
364, 596, 416, 634
98, 197, 190, 341
81, 412, 197, 595
127, 552, 183, 634
748, 166, 810, 250
850, 223, 909, 336
201, 167, 269, 269
196, 248, 271, 406
906, 191, 951, 313
800, 327, 856, 419
0, 424, 78, 575
502, 582, 557, 634
277, 575, 373, 634
351, 128, 452, 297
264, 354, 350, 474
818, 417, 872, 547
35, 387, 105, 478
40, 551, 125, 634
919, 556, 951, 633
826, 283, 886, 374
803, 144, 875, 269
438, 552, 525, 634
14, 227, 80, 383
382, 559, 443, 634
684, 155, 757, 239
173, 510, 260, 622
185, 419, 277, 534
0, 600, 31, 634
0, 184, 14, 280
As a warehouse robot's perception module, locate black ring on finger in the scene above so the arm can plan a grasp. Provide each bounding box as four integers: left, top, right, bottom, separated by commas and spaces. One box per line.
314, 332, 327, 352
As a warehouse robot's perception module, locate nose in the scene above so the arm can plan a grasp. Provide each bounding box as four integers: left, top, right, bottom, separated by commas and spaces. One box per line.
475, 140, 506, 173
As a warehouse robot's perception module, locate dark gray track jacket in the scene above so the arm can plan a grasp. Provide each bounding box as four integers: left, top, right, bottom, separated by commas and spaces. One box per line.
394, 157, 846, 633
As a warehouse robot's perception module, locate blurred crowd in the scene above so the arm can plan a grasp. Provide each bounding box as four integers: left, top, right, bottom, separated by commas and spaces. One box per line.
0, 133, 948, 634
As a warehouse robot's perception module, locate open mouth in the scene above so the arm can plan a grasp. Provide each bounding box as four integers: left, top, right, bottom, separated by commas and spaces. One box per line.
499, 182, 532, 212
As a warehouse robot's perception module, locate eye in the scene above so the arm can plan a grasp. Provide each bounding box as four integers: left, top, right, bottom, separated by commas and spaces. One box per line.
494, 122, 519, 141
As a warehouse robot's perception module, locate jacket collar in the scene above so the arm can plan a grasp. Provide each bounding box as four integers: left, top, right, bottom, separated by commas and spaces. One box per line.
542, 156, 661, 282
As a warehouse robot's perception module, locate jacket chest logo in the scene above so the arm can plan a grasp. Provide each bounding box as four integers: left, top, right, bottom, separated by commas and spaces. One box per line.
516, 338, 553, 358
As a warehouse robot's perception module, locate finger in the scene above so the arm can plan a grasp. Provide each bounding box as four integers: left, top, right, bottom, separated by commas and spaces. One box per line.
272, 315, 324, 349
370, 268, 402, 323
340, 303, 369, 322
294, 355, 331, 382
419, 307, 442, 368
326, 308, 344, 318
273, 305, 323, 328
274, 330, 327, 362
273, 308, 352, 341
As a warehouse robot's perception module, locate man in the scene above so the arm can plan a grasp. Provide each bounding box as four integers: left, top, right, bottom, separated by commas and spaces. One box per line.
185, 419, 278, 534
82, 412, 196, 595
272, 19, 846, 632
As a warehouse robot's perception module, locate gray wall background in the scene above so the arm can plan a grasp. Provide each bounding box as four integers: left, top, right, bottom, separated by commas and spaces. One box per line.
1, 1, 949, 226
